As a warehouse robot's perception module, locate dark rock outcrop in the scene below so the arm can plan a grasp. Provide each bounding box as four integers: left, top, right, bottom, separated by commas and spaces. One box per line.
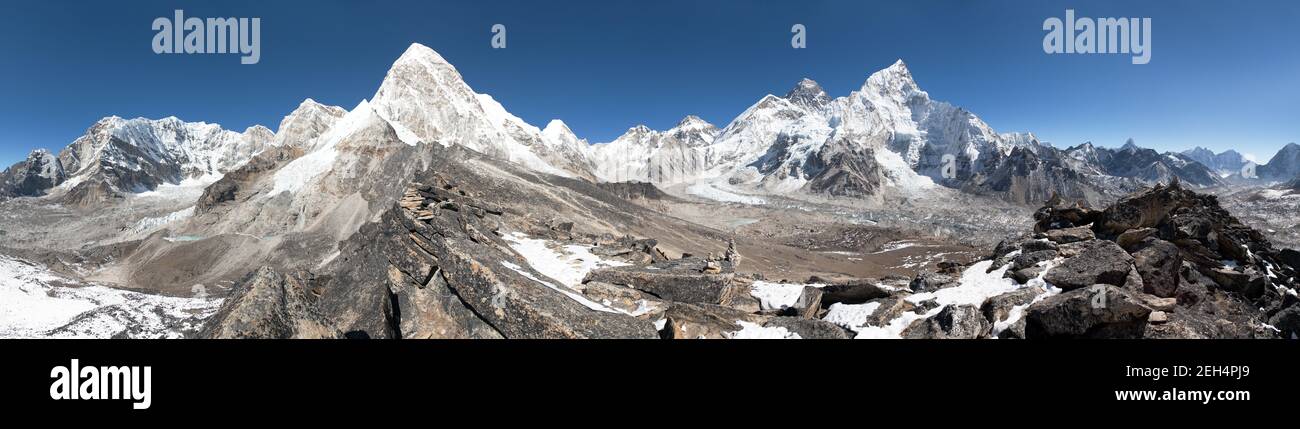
582, 258, 735, 304
1019, 181, 1300, 338
309, 175, 659, 339
199, 267, 341, 339
1024, 285, 1152, 338
1042, 240, 1133, 290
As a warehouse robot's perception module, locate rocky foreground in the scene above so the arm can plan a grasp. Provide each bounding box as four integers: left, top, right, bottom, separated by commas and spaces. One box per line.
198, 174, 1300, 339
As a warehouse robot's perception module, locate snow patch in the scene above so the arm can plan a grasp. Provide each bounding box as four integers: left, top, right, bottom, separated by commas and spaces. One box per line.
502, 232, 629, 288
750, 281, 824, 310
823, 302, 883, 330
0, 256, 221, 338
498, 260, 624, 315
727, 321, 801, 339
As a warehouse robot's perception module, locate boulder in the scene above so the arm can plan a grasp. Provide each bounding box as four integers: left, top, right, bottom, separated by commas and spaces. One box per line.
996, 318, 1028, 339
902, 305, 989, 339
1278, 249, 1300, 271
1020, 239, 1060, 253
580, 281, 667, 321
1033, 201, 1103, 232
793, 286, 824, 319
582, 257, 734, 304
1204, 266, 1267, 298
819, 281, 894, 305
763, 317, 851, 339
1268, 305, 1300, 339
1011, 250, 1058, 271
980, 287, 1044, 325
717, 278, 763, 313
843, 296, 917, 328
1043, 240, 1134, 290
909, 270, 956, 293
1024, 285, 1152, 338
1130, 238, 1182, 297
1140, 295, 1178, 312
1044, 226, 1096, 244
1116, 228, 1158, 251
1006, 266, 1045, 284
662, 303, 764, 339
1148, 311, 1169, 324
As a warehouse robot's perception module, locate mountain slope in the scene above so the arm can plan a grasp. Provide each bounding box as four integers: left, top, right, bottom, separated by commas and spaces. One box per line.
1259, 143, 1300, 182
1181, 147, 1247, 177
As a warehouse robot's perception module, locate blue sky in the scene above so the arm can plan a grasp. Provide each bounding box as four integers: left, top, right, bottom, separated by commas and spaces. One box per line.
1, 0, 1297, 167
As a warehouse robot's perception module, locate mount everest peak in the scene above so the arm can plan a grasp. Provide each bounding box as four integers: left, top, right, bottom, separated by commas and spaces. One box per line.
784, 78, 831, 108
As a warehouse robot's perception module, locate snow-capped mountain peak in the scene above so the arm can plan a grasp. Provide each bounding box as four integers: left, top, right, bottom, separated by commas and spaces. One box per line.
394, 42, 453, 69
1120, 138, 1142, 152
541, 119, 576, 140
369, 43, 582, 178
862, 59, 927, 103
673, 115, 712, 131
784, 78, 831, 108
277, 98, 348, 148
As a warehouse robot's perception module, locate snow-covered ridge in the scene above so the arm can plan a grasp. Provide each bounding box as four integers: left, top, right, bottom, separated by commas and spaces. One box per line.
590, 115, 721, 184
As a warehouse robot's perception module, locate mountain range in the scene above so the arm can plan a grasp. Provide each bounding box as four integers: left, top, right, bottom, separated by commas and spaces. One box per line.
3, 43, 1298, 209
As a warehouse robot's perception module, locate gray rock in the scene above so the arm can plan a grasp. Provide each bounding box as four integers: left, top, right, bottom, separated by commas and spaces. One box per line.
200, 267, 341, 339
819, 282, 894, 305
580, 281, 667, 321
1011, 250, 1058, 271
980, 287, 1044, 325
1044, 226, 1096, 244
1024, 285, 1152, 338
1043, 240, 1134, 290
1148, 311, 1169, 324
317, 177, 660, 339
909, 270, 956, 293
763, 317, 851, 339
862, 296, 916, 327
662, 303, 764, 339
792, 286, 824, 319
1116, 227, 1158, 251
902, 305, 990, 339
1130, 238, 1181, 297
582, 257, 734, 304
389, 266, 504, 339
1204, 266, 1267, 299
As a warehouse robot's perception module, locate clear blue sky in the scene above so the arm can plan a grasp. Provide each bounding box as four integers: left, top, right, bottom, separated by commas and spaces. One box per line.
1, 0, 1297, 167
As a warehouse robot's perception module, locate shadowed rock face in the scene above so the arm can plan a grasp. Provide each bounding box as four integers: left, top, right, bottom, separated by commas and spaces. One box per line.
0, 150, 64, 199
803, 138, 882, 197
195, 146, 304, 214
1258, 142, 1300, 181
